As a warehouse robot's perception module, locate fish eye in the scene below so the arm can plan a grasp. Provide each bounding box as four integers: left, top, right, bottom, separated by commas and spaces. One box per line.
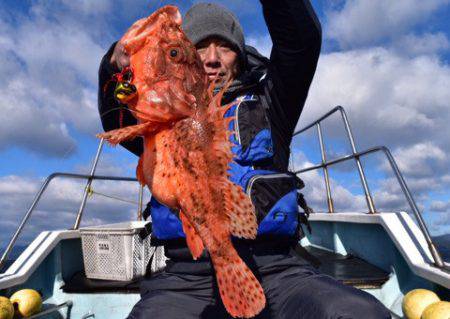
170, 49, 178, 58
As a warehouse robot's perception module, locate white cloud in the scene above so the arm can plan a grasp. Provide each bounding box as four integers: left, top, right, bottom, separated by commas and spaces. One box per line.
302, 47, 450, 153
59, 0, 111, 15
291, 150, 368, 212
430, 200, 450, 212
0, 1, 110, 157
246, 34, 272, 58
74, 152, 138, 177
393, 32, 450, 56
390, 143, 447, 178
0, 174, 149, 248
0, 176, 39, 195
326, 0, 450, 48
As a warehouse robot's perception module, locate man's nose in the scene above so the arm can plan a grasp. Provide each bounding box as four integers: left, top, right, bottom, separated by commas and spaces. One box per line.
204, 44, 221, 68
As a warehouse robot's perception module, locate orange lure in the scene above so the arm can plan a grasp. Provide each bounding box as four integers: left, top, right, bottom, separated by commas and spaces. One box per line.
98, 6, 266, 318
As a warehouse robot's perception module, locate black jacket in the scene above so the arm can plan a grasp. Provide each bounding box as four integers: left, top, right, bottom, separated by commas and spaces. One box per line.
98, 0, 321, 171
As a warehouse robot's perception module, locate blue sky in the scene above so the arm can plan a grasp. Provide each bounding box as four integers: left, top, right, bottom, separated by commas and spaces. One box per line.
0, 0, 449, 249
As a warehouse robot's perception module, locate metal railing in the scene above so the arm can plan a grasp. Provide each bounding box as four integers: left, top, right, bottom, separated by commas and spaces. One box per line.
292, 106, 447, 270
28, 301, 73, 319
0, 139, 144, 271
1, 108, 447, 271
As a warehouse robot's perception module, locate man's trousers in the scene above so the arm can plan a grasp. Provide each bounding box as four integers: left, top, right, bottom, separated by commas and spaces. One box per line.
127, 248, 391, 319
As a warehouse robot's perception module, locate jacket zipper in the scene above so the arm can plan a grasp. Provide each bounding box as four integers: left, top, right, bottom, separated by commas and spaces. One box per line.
234, 94, 257, 145
246, 173, 292, 196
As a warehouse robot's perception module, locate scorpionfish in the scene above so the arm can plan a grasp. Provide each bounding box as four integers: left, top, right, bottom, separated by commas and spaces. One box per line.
98, 5, 266, 318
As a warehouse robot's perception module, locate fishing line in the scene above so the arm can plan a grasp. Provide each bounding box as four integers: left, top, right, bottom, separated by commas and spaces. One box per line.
99, 105, 151, 121
87, 186, 139, 205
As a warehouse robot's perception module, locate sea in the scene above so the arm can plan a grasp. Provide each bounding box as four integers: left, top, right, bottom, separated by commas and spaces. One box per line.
434, 234, 450, 262
1, 235, 449, 273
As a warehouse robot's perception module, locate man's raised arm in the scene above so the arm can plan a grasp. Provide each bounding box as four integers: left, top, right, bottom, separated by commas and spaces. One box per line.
261, 0, 322, 133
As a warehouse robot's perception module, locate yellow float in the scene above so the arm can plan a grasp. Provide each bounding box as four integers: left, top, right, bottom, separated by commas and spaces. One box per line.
421, 301, 450, 319
9, 289, 42, 318
402, 289, 441, 319
0, 296, 14, 319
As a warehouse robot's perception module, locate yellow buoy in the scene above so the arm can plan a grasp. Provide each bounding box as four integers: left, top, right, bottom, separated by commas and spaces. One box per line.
9, 289, 42, 318
402, 289, 441, 319
421, 301, 450, 319
0, 296, 14, 319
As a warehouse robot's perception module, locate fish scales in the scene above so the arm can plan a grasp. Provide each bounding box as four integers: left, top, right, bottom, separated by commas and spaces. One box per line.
98, 6, 266, 318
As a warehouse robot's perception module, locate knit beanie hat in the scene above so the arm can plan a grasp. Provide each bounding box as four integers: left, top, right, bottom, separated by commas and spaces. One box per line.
182, 3, 246, 66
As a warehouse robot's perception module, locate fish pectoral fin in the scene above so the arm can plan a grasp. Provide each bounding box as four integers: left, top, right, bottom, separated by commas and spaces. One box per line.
221, 178, 258, 239
96, 122, 155, 145
180, 211, 204, 260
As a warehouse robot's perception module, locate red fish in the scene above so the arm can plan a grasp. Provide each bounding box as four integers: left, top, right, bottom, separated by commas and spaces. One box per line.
98, 6, 266, 318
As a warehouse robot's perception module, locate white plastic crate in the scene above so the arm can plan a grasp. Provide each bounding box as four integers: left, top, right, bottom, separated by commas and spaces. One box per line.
80, 221, 166, 281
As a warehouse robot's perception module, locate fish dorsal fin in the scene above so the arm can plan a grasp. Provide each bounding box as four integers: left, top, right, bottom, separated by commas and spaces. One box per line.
205, 88, 258, 239
205, 84, 236, 176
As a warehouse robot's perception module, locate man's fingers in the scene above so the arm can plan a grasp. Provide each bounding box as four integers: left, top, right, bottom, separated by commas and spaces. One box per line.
110, 42, 130, 70
119, 55, 130, 70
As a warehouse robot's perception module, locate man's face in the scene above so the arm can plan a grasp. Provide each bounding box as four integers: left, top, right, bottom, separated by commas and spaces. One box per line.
196, 37, 239, 86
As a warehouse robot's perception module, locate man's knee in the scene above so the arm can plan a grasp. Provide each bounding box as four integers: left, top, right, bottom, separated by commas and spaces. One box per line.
322, 288, 391, 319
127, 290, 209, 319
281, 274, 391, 319
127, 293, 169, 319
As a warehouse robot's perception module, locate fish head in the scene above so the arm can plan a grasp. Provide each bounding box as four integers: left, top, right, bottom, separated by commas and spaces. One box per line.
120, 6, 208, 124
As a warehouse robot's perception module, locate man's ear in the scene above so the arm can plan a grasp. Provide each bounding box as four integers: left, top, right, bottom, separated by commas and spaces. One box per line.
121, 5, 182, 54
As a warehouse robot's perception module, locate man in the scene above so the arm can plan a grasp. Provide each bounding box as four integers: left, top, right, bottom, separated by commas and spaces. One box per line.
98, 1, 391, 318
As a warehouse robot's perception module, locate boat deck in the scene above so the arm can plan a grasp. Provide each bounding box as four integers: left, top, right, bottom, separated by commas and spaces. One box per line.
1, 212, 449, 318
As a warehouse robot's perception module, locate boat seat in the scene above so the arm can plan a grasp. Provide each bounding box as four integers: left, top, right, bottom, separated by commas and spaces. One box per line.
62, 271, 141, 293
295, 246, 390, 289
62, 246, 389, 293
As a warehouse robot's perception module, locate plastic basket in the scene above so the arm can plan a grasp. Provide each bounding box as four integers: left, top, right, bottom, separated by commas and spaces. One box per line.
80, 221, 166, 281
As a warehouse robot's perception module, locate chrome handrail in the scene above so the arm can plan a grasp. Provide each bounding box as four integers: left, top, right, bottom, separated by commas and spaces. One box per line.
27, 301, 73, 319
73, 138, 105, 229
0, 139, 142, 271
294, 106, 375, 213
293, 107, 446, 269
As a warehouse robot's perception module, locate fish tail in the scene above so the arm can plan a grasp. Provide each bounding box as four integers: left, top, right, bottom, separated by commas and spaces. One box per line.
212, 250, 266, 318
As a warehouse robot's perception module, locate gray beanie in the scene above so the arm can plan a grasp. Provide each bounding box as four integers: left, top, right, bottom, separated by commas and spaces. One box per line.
182, 3, 246, 66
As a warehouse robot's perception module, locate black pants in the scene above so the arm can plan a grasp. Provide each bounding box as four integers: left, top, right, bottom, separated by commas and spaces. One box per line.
128, 248, 391, 319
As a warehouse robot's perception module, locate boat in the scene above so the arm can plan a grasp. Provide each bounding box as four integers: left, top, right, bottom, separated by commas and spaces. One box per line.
0, 106, 448, 318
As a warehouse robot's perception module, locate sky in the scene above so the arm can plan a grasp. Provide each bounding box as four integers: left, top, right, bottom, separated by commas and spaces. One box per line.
0, 0, 449, 250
